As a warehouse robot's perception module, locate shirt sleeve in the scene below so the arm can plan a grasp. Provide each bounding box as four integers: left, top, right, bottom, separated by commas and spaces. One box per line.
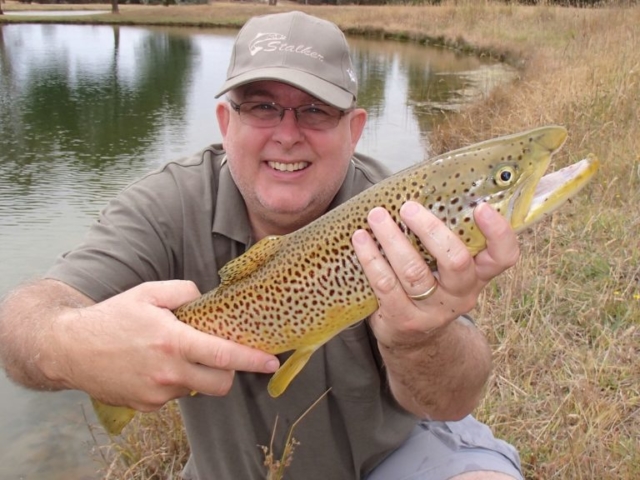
45, 160, 193, 302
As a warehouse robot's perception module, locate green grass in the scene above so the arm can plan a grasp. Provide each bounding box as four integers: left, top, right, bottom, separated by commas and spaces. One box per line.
5, 1, 638, 478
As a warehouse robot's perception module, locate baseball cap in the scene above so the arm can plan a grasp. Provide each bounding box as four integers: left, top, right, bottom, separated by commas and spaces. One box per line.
215, 11, 358, 110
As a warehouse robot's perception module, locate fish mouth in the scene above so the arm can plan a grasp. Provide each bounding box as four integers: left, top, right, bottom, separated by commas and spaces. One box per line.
513, 154, 600, 233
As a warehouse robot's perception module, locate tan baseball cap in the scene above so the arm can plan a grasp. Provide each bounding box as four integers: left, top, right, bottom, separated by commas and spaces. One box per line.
215, 11, 358, 109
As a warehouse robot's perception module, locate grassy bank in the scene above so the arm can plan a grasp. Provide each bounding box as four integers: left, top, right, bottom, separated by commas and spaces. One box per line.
4, 1, 639, 479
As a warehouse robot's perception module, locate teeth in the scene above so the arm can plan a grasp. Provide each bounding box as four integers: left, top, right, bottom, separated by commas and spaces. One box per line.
269, 161, 309, 172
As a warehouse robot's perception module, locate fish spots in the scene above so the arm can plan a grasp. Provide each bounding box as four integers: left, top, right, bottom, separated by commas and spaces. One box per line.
171, 126, 569, 377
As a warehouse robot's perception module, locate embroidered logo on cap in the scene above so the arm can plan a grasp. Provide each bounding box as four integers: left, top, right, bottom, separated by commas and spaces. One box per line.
249, 33, 325, 61
249, 33, 286, 56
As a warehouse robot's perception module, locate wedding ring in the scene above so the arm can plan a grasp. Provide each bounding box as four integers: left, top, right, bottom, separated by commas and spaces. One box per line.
408, 281, 439, 302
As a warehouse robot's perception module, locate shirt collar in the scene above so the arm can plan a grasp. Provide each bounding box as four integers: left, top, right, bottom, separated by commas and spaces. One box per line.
211, 156, 253, 246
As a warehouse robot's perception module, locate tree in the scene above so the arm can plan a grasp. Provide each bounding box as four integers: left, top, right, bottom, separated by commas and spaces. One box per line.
112, 0, 119, 15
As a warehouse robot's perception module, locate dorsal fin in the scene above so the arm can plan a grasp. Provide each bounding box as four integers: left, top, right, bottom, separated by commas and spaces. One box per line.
218, 235, 285, 285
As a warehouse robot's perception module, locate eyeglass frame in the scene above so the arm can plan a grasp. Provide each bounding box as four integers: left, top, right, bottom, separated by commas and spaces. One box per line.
227, 98, 354, 131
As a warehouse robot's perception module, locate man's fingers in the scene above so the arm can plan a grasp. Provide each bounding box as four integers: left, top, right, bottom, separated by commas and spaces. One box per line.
178, 326, 280, 375
133, 281, 280, 401
398, 202, 476, 294
364, 205, 438, 300
182, 364, 236, 398
178, 328, 280, 397
352, 226, 403, 299
473, 203, 520, 280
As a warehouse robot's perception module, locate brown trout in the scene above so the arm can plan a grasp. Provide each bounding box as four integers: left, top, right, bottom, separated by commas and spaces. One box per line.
93, 125, 599, 435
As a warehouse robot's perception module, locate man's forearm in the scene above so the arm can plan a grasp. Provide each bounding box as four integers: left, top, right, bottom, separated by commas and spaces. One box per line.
0, 279, 94, 391
378, 315, 492, 421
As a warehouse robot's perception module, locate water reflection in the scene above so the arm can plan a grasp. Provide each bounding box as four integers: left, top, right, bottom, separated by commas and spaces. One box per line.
348, 35, 515, 164
0, 23, 512, 478
1, 25, 194, 192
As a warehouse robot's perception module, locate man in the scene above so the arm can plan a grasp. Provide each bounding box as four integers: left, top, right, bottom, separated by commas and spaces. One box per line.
0, 11, 523, 480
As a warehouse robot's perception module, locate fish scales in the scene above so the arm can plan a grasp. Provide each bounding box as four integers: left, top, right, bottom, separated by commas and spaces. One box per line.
91, 126, 600, 435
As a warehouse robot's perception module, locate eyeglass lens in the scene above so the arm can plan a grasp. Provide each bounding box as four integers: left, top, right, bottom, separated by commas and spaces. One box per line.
230, 101, 346, 130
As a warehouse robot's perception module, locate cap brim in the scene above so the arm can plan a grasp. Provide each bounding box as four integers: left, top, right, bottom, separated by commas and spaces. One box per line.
215, 67, 355, 110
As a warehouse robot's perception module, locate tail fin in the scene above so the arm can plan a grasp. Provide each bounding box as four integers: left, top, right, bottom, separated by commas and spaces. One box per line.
91, 397, 137, 436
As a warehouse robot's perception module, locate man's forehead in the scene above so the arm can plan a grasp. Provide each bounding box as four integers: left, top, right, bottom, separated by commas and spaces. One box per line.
234, 81, 320, 103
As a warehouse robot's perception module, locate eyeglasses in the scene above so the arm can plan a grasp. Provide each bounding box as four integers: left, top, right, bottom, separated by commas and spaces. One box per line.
228, 99, 351, 131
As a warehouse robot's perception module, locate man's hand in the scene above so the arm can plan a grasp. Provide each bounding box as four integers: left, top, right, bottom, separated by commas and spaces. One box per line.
0, 280, 280, 412
350, 201, 519, 419
352, 201, 519, 348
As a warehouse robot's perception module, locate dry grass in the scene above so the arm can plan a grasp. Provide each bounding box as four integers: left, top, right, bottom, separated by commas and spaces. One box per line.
5, 1, 638, 478
260, 388, 332, 480
423, 3, 640, 479
92, 402, 189, 479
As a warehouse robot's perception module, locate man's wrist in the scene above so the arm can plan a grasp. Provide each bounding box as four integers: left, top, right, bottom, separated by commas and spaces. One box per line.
376, 318, 453, 353
35, 306, 79, 389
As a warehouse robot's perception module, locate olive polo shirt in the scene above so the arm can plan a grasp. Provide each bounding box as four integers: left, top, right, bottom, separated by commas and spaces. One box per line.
46, 145, 418, 479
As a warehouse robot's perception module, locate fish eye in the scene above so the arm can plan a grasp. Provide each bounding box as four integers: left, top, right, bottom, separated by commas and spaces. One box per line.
495, 166, 516, 187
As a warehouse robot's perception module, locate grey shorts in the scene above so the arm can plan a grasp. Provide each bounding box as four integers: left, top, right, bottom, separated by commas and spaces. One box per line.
365, 415, 523, 480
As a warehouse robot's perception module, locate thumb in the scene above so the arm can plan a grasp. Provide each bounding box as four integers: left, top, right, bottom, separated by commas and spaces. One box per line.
133, 280, 202, 311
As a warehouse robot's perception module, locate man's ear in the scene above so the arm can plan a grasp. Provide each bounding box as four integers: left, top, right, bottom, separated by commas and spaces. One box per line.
216, 102, 231, 139
349, 108, 368, 149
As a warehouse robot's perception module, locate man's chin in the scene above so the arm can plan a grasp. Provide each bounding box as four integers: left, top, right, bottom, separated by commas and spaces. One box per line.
260, 194, 312, 215
258, 199, 324, 230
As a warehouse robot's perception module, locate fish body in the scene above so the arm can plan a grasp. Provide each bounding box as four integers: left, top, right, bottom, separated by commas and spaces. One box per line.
93, 126, 599, 435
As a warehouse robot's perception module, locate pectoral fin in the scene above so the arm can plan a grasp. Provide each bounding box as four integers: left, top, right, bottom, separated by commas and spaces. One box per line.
91, 397, 137, 436
267, 346, 317, 397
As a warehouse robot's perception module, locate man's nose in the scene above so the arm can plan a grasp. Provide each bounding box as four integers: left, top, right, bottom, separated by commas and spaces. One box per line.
272, 108, 304, 145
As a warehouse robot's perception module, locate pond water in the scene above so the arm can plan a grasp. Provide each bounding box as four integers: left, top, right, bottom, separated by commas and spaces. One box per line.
0, 23, 513, 478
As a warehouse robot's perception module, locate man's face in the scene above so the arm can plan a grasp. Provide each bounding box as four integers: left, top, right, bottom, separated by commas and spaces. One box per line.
216, 81, 367, 239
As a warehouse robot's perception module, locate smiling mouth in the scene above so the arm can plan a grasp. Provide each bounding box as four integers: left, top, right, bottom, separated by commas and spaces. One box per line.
268, 161, 309, 172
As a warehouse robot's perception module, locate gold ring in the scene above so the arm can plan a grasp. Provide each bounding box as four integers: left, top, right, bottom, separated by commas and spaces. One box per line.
408, 281, 439, 301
